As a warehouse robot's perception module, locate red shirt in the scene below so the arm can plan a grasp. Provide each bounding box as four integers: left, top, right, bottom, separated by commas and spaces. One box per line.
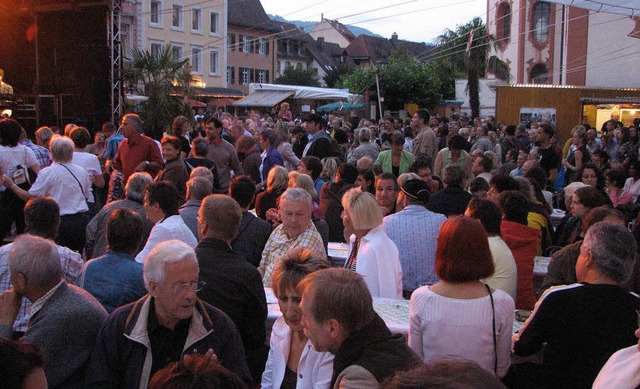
114, 134, 163, 183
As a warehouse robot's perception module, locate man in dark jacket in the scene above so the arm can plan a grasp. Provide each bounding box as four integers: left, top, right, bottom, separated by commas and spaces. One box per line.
195, 194, 267, 382
85, 240, 251, 388
302, 113, 332, 160
299, 268, 421, 387
427, 164, 472, 217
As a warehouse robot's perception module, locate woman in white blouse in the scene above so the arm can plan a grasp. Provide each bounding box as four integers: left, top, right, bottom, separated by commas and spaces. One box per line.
261, 248, 334, 389
409, 216, 515, 377
341, 187, 403, 299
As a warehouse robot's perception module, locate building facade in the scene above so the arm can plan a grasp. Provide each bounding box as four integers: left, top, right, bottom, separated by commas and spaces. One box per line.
486, 0, 640, 87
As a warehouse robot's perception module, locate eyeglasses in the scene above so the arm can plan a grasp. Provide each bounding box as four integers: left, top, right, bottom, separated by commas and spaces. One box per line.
172, 280, 206, 295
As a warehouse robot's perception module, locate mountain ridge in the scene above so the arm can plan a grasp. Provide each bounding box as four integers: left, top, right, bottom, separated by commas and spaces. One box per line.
268, 14, 383, 39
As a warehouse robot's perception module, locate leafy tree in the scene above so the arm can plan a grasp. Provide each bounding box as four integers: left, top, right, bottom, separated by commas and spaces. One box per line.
275, 66, 320, 87
337, 50, 442, 111
322, 65, 349, 88
435, 17, 510, 119
122, 45, 193, 139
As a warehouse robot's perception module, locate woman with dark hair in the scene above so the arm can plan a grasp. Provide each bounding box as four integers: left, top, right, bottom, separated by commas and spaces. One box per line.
261, 249, 333, 389
0, 119, 41, 242
257, 129, 284, 190
157, 135, 189, 203
356, 168, 376, 194
409, 216, 514, 377
622, 160, 640, 203
298, 156, 325, 197
375, 133, 415, 177
433, 134, 472, 178
290, 125, 308, 158
592, 149, 611, 173
572, 162, 610, 206
559, 186, 607, 245
606, 169, 632, 207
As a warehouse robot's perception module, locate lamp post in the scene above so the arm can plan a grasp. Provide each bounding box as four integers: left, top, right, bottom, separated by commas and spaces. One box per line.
375, 56, 388, 120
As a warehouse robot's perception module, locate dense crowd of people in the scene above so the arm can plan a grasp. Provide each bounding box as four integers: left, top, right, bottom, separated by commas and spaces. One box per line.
0, 105, 640, 388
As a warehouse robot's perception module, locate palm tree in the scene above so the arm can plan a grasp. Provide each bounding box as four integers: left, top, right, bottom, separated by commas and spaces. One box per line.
122, 45, 193, 139
436, 17, 510, 119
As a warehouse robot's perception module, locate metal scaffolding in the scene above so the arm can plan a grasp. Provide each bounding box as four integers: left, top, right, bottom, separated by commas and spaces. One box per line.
109, 0, 122, 123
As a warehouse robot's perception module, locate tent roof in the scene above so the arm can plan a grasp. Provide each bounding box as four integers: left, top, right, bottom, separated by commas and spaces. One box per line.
233, 90, 294, 107
248, 83, 359, 100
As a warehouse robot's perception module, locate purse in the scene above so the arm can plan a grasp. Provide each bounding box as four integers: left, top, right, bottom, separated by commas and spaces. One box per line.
11, 148, 33, 189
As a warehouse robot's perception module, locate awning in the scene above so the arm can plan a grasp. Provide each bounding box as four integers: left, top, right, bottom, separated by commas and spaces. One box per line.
545, 0, 640, 16
233, 90, 294, 108
208, 97, 240, 107
317, 102, 364, 112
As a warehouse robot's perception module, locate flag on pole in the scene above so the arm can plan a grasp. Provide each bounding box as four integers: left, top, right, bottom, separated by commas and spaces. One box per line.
466, 29, 475, 54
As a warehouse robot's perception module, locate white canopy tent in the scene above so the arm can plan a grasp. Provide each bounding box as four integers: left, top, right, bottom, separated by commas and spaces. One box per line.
544, 0, 640, 15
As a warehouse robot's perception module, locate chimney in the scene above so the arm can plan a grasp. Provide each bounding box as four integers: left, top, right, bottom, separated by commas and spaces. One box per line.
391, 32, 398, 42
321, 13, 324, 21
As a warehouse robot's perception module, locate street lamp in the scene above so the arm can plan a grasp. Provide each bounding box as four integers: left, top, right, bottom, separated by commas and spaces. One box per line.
375, 56, 388, 120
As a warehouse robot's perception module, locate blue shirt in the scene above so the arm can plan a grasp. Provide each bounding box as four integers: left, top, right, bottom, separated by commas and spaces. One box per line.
78, 250, 146, 313
382, 205, 446, 291
103, 132, 125, 160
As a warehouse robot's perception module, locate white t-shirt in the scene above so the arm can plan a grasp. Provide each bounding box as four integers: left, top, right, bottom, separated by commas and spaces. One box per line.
72, 152, 102, 203
0, 145, 38, 191
29, 163, 90, 215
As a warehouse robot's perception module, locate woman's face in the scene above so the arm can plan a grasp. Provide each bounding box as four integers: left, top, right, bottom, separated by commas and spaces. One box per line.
277, 287, 303, 332
95, 132, 105, 144
630, 127, 637, 137
297, 162, 311, 176
161, 143, 180, 162
356, 175, 369, 192
571, 194, 588, 218
581, 168, 598, 187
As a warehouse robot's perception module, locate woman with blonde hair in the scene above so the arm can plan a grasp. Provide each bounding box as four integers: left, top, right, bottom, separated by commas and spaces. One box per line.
341, 187, 402, 298
255, 165, 288, 220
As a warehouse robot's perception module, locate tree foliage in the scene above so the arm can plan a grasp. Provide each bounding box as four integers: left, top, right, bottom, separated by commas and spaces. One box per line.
122, 45, 193, 139
435, 17, 510, 119
275, 65, 320, 87
336, 50, 442, 111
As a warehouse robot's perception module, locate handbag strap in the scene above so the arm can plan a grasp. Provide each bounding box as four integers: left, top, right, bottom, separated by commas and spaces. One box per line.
59, 163, 88, 201
485, 283, 498, 376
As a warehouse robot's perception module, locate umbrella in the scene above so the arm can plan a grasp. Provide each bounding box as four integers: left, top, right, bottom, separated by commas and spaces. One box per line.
188, 98, 207, 108
208, 97, 239, 107
317, 101, 363, 112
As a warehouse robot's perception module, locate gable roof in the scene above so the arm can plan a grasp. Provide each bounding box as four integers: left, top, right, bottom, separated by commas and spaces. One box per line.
305, 38, 354, 71
324, 18, 357, 41
346, 34, 437, 64
228, 0, 278, 31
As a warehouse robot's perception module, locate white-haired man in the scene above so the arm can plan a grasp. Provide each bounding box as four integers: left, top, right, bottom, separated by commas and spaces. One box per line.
259, 188, 326, 286
85, 240, 251, 387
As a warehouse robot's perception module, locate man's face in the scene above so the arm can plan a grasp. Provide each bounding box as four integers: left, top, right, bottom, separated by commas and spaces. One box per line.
417, 167, 432, 184
279, 199, 311, 238
221, 118, 230, 130
536, 129, 548, 143
376, 178, 398, 209
120, 117, 138, 138
300, 290, 337, 353
229, 125, 243, 141
305, 120, 320, 135
149, 259, 199, 327
471, 158, 483, 175
516, 151, 527, 167
522, 160, 535, 176
487, 185, 500, 204
411, 113, 423, 129
205, 122, 222, 142
143, 192, 163, 224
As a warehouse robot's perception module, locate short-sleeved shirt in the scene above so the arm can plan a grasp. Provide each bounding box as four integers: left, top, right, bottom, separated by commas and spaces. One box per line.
72, 152, 103, 203
0, 144, 38, 191
29, 162, 91, 215
537, 146, 560, 176
114, 134, 163, 184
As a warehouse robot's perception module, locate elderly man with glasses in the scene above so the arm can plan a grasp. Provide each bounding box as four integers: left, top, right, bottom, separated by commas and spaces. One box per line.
85, 240, 251, 388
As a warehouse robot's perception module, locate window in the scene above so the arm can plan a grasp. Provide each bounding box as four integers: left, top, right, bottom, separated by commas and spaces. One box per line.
240, 35, 253, 53
150, 42, 162, 58
530, 64, 549, 84
121, 23, 131, 57
227, 33, 235, 51
258, 38, 269, 55
257, 69, 267, 83
172, 4, 183, 30
239, 67, 250, 85
532, 1, 551, 44
192, 9, 201, 33
171, 44, 183, 61
209, 50, 219, 75
191, 46, 202, 73
227, 66, 235, 84
150, 0, 162, 26
497, 3, 511, 42
210, 12, 220, 35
